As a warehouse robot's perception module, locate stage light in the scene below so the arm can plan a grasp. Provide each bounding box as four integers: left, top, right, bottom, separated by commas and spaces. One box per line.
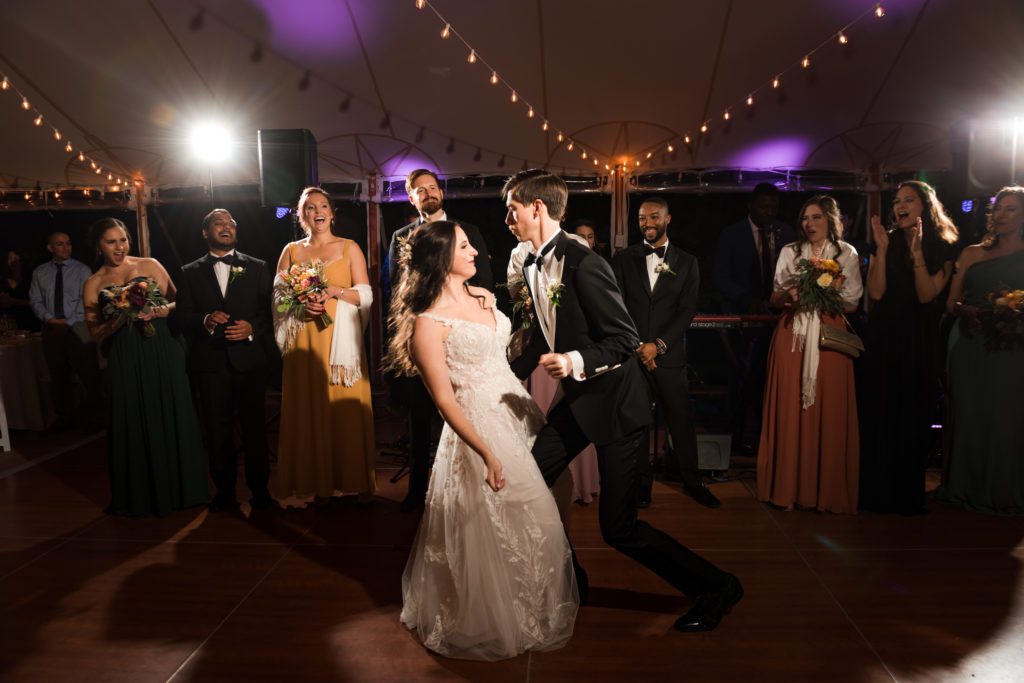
275, 207, 292, 219
189, 122, 233, 163
961, 200, 974, 213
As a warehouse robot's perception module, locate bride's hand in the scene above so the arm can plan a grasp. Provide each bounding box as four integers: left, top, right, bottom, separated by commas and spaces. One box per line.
484, 454, 506, 492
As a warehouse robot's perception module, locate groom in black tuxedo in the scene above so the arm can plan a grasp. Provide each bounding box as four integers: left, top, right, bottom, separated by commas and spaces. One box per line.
175, 209, 274, 512
611, 197, 720, 510
505, 170, 742, 632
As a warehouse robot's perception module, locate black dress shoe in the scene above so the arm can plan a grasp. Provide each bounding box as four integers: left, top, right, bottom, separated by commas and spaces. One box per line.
683, 481, 721, 509
674, 574, 744, 633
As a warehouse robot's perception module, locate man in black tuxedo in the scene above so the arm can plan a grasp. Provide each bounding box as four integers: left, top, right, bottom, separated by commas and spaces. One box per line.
384, 168, 492, 512
505, 170, 741, 633
612, 197, 720, 509
713, 183, 794, 453
175, 209, 274, 512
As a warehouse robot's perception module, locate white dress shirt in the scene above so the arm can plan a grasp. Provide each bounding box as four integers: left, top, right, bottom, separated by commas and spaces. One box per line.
645, 240, 671, 290
211, 249, 236, 298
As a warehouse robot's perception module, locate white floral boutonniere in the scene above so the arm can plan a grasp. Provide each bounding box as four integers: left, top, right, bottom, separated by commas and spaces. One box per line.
229, 265, 246, 283
545, 279, 565, 307
654, 261, 676, 277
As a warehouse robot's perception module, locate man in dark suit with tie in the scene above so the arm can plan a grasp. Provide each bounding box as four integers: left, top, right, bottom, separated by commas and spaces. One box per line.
175, 209, 275, 512
506, 170, 741, 632
384, 168, 493, 512
612, 197, 720, 509
712, 183, 794, 453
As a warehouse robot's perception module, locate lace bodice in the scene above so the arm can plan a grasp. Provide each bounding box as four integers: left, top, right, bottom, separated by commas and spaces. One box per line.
419, 308, 518, 396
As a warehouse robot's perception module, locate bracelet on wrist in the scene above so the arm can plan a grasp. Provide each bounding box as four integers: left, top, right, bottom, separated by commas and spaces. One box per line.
654, 338, 667, 356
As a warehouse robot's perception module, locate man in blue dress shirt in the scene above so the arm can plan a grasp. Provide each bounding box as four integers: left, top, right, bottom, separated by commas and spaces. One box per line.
28, 232, 103, 431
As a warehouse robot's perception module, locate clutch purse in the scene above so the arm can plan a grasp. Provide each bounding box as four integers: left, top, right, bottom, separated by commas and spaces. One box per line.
819, 318, 864, 358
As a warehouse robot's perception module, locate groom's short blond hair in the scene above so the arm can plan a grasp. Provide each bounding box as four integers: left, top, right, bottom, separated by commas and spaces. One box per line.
501, 169, 568, 222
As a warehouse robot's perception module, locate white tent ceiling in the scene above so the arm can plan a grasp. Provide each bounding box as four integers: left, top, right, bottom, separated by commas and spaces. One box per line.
1, 0, 1022, 192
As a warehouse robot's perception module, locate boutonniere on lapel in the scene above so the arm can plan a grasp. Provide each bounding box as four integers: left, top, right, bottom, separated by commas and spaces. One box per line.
545, 279, 565, 306
654, 261, 676, 277
229, 265, 246, 283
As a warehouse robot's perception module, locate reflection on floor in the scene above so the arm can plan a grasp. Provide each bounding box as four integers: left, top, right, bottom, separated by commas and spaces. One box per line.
1, 429, 1022, 683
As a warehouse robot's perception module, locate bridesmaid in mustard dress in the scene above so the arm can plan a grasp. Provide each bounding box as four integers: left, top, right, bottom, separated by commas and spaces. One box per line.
274, 187, 376, 504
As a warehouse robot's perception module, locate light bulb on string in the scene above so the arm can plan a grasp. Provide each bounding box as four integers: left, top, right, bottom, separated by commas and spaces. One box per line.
838, 32, 848, 45
801, 55, 810, 68
581, 150, 587, 159
21, 97, 30, 110
646, 152, 653, 159
90, 160, 97, 169
95, 167, 102, 174
723, 110, 730, 121
746, 95, 754, 106
467, 50, 476, 64
53, 130, 61, 140
54, 191, 60, 199
592, 158, 598, 166
64, 142, 72, 153
77, 152, 85, 162
700, 123, 708, 133
83, 189, 90, 197
566, 141, 574, 151
0, 77, 8, 90
772, 76, 780, 89
541, 120, 549, 131
510, 91, 517, 103
684, 134, 691, 144
635, 160, 641, 167
605, 164, 610, 171
490, 71, 498, 85
527, 106, 534, 118
33, 115, 43, 126
107, 173, 113, 181
875, 4, 885, 18
415, 0, 425, 9
441, 24, 450, 39
556, 131, 564, 142
667, 144, 674, 153
23, 192, 30, 201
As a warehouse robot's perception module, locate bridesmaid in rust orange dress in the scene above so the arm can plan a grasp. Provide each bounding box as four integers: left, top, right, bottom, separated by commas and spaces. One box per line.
273, 187, 376, 504
757, 195, 863, 514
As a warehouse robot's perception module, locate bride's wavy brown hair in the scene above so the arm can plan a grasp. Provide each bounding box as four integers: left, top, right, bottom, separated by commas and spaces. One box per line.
385, 220, 483, 376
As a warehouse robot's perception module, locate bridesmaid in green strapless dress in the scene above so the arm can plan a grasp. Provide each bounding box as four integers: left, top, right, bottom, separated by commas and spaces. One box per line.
939, 188, 1024, 515
84, 218, 208, 517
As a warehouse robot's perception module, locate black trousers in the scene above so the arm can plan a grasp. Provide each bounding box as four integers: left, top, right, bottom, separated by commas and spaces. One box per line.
196, 365, 270, 501
637, 365, 701, 495
531, 398, 728, 598
394, 375, 435, 501
41, 325, 103, 425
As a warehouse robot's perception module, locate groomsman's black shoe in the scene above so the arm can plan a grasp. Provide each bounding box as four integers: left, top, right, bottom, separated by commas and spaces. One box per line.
674, 574, 744, 633
682, 481, 721, 509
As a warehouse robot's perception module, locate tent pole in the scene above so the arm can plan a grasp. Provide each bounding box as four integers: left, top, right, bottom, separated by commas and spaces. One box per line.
135, 180, 151, 258
610, 166, 628, 256
365, 172, 383, 379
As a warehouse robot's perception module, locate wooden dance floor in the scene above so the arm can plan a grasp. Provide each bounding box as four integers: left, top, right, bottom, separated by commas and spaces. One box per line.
1, 429, 1022, 683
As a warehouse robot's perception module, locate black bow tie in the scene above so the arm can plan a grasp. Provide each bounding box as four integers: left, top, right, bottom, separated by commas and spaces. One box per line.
524, 241, 556, 269
644, 244, 667, 259
211, 254, 235, 266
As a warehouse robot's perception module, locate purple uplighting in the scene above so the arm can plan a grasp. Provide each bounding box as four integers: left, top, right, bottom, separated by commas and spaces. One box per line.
248, 0, 381, 60
728, 137, 811, 169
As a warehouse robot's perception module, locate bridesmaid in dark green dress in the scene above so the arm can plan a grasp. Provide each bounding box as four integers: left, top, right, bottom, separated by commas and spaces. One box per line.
83, 218, 208, 517
939, 187, 1024, 515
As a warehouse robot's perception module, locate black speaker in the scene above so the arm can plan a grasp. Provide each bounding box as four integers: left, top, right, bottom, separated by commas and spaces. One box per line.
257, 129, 318, 207
951, 119, 1023, 196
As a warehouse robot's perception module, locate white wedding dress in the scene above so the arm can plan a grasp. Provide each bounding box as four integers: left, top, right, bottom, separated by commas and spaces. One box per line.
400, 309, 578, 661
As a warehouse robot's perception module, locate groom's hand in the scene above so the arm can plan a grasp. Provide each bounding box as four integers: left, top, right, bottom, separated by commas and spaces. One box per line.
539, 352, 572, 379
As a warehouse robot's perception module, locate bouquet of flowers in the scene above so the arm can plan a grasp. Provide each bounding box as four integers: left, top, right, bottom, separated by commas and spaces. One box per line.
275, 260, 332, 328
794, 257, 847, 317
101, 277, 169, 337
501, 277, 535, 331
975, 286, 1024, 351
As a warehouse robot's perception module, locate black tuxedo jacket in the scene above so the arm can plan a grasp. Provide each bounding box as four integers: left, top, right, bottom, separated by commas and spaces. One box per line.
175, 252, 274, 374
510, 232, 651, 445
612, 242, 698, 368
713, 218, 795, 313
385, 218, 493, 299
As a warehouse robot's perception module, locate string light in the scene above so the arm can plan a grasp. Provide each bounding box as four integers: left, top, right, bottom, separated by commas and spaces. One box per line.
646, 152, 652, 159
801, 55, 810, 68
21, 97, 30, 110
700, 123, 708, 133
78, 152, 85, 162
83, 189, 91, 196
684, 134, 691, 144
64, 142, 72, 153
107, 173, 113, 181
567, 141, 574, 152
838, 32, 849, 45
95, 167, 102, 174
772, 76, 780, 88
667, 144, 674, 153
54, 191, 60, 199
467, 49, 476, 64
441, 23, 450, 39
53, 130, 61, 140
0, 77, 8, 90
90, 161, 97, 169
23, 192, 30, 201
875, 3, 885, 18
415, 0, 425, 9
541, 120, 549, 131
527, 106, 534, 118
635, 160, 641, 167
510, 91, 518, 103
746, 95, 754, 106
490, 71, 498, 85
33, 115, 43, 126
556, 131, 564, 142
723, 110, 730, 121
592, 158, 598, 166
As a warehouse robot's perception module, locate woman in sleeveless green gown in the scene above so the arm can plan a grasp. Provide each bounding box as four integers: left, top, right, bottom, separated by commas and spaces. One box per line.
939, 187, 1024, 515
84, 218, 208, 517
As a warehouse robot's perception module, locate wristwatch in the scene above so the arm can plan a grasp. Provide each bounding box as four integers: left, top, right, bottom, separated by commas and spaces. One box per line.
654, 338, 667, 356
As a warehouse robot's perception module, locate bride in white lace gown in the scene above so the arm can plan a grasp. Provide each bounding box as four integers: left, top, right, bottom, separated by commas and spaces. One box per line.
386, 221, 577, 661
